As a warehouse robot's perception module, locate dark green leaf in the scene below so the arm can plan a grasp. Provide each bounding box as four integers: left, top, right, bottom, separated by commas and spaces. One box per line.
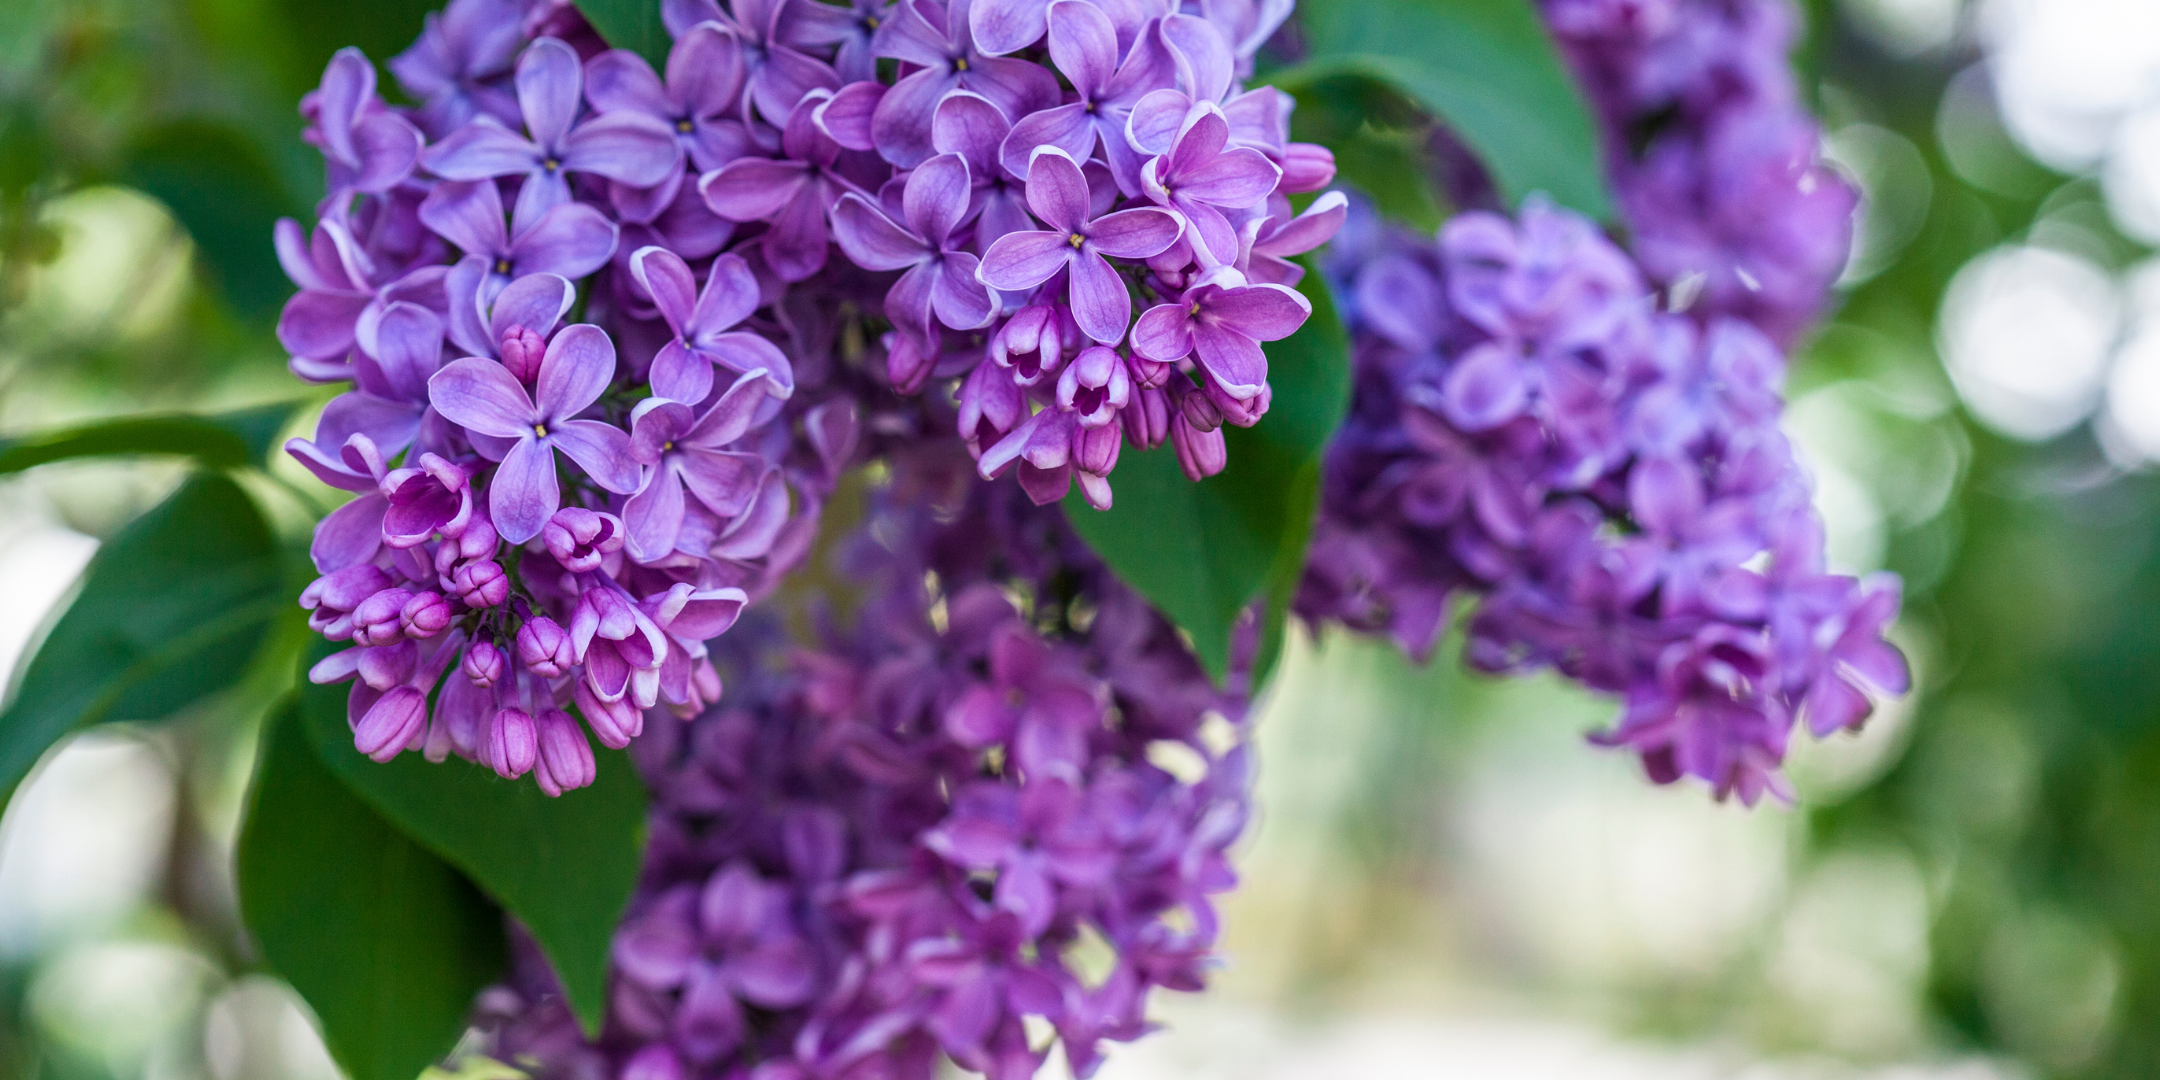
122, 120, 306, 319
1278, 0, 1613, 219
297, 644, 647, 1036
271, 0, 442, 94
240, 699, 505, 1080
576, 0, 673, 70
1064, 266, 1350, 685
0, 403, 304, 476
0, 474, 284, 792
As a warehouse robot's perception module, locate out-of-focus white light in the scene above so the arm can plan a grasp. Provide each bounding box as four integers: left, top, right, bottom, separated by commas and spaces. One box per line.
205, 977, 343, 1080
1982, 0, 2160, 171
0, 732, 177, 957
2103, 106, 2160, 244
2103, 328, 2160, 460
1844, 0, 1962, 57
1826, 124, 1935, 285
1938, 245, 2120, 440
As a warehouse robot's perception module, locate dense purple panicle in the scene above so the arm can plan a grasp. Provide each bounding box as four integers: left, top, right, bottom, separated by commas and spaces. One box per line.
475, 447, 1251, 1079
1299, 196, 1906, 804
1541, 0, 1857, 346
277, 0, 1340, 794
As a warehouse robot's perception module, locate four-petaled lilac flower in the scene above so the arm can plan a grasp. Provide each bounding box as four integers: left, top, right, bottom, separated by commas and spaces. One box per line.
1132, 273, 1308, 399
631, 248, 795, 402
585, 23, 752, 174
305, 48, 423, 203
388, 0, 528, 137
419, 179, 618, 304
930, 91, 1033, 248
428, 324, 641, 543
421, 36, 681, 226
1141, 102, 1282, 266
832, 153, 996, 349
662, 0, 844, 127
998, 1, 1174, 194
978, 148, 1182, 343
624, 370, 772, 563
699, 93, 853, 282
870, 0, 1059, 167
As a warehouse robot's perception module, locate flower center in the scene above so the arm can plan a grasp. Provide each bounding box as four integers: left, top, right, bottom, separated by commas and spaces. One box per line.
662, 440, 676, 452
1188, 301, 1202, 316
863, 13, 879, 27
542, 158, 561, 173
533, 423, 549, 438
1067, 232, 1085, 248
952, 56, 969, 71
676, 118, 694, 133
494, 258, 512, 275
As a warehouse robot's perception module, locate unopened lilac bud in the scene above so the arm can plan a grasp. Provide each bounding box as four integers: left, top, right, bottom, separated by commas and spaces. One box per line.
988, 303, 1067, 386
352, 588, 416, 646
1206, 378, 1270, 428
450, 559, 509, 609
1073, 421, 1121, 477
1058, 346, 1132, 427
543, 507, 625, 573
301, 564, 390, 613
399, 591, 453, 639
1122, 384, 1172, 450
435, 508, 502, 577
1126, 353, 1173, 390
485, 707, 538, 779
500, 324, 546, 383
1278, 142, 1337, 193
1170, 415, 1228, 481
355, 686, 429, 763
621, 1044, 686, 1080
884, 330, 935, 394
381, 453, 472, 547
517, 616, 574, 678
532, 709, 597, 797
356, 641, 418, 690
575, 679, 643, 749
462, 640, 506, 687
1173, 379, 1224, 432
957, 361, 1026, 459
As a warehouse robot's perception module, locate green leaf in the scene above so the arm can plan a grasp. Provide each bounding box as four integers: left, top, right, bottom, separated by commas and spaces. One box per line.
240, 699, 506, 1080
1278, 0, 1613, 219
122, 120, 306, 319
1063, 266, 1350, 685
296, 644, 648, 1037
0, 403, 304, 477
575, 0, 673, 70
0, 473, 284, 793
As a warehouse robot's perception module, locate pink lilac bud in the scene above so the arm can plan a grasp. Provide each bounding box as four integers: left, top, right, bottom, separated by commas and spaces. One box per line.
1073, 422, 1121, 477
486, 707, 538, 779
434, 507, 502, 577
1173, 379, 1224, 433
450, 559, 510, 608
958, 361, 1026, 459
987, 303, 1071, 386
1123, 384, 1172, 450
301, 564, 391, 640
532, 708, 597, 797
500, 324, 546, 383
1127, 353, 1173, 390
1206, 378, 1270, 428
884, 331, 935, 394
621, 1045, 686, 1080
381, 453, 472, 547
463, 640, 506, 687
575, 678, 643, 749
1058, 346, 1131, 427
1171, 415, 1228, 481
399, 591, 454, 639
355, 641, 417, 690
1278, 143, 1338, 193
518, 616, 574, 678
542, 507, 625, 573
354, 686, 428, 763
353, 588, 417, 646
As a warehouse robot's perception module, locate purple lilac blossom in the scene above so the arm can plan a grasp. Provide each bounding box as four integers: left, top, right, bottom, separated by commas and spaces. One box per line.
475, 445, 1253, 1080
275, 0, 1337, 795
1298, 196, 1906, 804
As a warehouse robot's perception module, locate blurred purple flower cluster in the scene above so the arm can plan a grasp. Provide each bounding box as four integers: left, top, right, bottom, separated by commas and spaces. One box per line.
1542, 0, 1857, 346
280, 0, 1338, 793
478, 448, 1250, 1080
1301, 197, 1905, 804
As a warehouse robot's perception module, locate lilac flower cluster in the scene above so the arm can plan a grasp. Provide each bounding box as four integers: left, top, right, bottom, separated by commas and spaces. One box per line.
279, 0, 1338, 792
1540, 0, 1857, 346
478, 450, 1250, 1079
1299, 197, 1906, 804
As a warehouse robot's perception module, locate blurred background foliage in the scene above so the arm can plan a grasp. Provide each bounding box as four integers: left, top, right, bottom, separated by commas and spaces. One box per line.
0, 0, 2157, 1078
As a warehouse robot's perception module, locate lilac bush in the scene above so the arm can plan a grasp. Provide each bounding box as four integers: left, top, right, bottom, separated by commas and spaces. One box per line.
278, 0, 1337, 795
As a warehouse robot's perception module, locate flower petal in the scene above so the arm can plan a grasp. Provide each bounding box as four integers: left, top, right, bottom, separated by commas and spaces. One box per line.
490, 436, 558, 544
1045, 0, 1116, 92
509, 201, 620, 280
699, 157, 813, 222
1130, 302, 1193, 362
562, 112, 683, 187
552, 419, 642, 494
490, 272, 577, 344
970, 0, 1051, 54
685, 368, 774, 449
906, 153, 973, 249
976, 229, 1072, 291
419, 117, 540, 180
536, 323, 619, 419
650, 339, 715, 404
517, 37, 585, 148
931, 91, 1011, 175
1191, 319, 1266, 398
625, 463, 688, 564
631, 246, 700, 335
997, 101, 1093, 181
701, 332, 796, 398
830, 193, 931, 272
679, 449, 766, 518
430, 357, 537, 438
870, 66, 959, 168
932, 253, 997, 330
1020, 146, 1089, 232
1066, 250, 1131, 344
1084, 206, 1180, 258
